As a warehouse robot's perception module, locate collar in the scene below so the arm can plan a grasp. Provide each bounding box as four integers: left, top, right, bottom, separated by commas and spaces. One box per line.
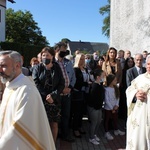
6, 73, 24, 89
135, 66, 141, 71
145, 72, 150, 78
55, 57, 64, 62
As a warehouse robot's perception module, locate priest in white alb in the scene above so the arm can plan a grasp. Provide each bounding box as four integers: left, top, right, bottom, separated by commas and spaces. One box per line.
0, 51, 55, 150
126, 55, 150, 150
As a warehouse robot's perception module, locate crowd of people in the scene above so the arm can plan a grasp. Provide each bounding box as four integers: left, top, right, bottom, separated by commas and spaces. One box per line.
0, 43, 150, 149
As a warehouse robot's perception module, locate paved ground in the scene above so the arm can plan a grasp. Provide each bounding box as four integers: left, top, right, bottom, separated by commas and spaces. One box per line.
56, 119, 126, 150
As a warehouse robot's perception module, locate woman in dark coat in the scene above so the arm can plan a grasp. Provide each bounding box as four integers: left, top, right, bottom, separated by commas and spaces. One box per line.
119, 57, 135, 120
32, 47, 65, 143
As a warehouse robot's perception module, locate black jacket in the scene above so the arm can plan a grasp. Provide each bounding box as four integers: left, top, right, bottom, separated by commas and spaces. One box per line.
32, 62, 65, 103
126, 66, 146, 87
74, 68, 89, 91
88, 82, 105, 110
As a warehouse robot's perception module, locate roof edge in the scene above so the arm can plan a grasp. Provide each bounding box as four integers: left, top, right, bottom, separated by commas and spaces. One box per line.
8, 0, 16, 3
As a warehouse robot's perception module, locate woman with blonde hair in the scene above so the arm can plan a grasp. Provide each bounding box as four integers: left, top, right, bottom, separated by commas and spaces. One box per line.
71, 53, 90, 138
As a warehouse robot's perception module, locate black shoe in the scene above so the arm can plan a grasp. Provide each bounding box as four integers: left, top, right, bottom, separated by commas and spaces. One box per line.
73, 130, 82, 138
62, 136, 75, 142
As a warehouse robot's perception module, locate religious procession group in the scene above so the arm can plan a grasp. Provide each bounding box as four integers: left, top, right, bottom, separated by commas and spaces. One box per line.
0, 42, 150, 150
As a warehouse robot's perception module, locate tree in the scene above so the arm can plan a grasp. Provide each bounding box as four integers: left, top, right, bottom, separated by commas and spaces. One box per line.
99, 0, 110, 38
61, 38, 71, 43
6, 8, 49, 46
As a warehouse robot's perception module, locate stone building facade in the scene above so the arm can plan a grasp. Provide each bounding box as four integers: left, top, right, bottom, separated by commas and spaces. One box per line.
0, 0, 15, 42
110, 0, 150, 54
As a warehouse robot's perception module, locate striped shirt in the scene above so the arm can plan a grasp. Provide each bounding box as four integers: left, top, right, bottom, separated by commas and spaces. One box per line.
58, 61, 70, 87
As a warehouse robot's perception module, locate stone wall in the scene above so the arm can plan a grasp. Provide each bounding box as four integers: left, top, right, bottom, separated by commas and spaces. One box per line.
0, 0, 6, 42
110, 0, 150, 55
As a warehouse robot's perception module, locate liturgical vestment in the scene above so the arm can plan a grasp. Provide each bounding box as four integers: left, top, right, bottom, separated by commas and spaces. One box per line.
126, 73, 150, 150
0, 74, 55, 150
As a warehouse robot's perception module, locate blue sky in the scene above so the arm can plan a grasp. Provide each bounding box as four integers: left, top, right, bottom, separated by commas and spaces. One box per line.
7, 0, 109, 46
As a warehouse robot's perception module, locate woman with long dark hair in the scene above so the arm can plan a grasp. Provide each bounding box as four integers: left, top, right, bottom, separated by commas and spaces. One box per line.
119, 57, 135, 120
102, 47, 122, 86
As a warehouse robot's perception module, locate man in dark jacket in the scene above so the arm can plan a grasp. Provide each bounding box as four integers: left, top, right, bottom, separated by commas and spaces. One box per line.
126, 53, 146, 87
54, 42, 76, 142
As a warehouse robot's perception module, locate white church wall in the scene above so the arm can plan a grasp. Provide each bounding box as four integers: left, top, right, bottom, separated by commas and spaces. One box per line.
110, 0, 150, 55
0, 0, 6, 42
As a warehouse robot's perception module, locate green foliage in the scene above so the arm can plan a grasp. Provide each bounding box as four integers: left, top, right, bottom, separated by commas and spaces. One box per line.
0, 42, 43, 66
102, 16, 110, 37
99, 0, 110, 37
6, 8, 49, 46
61, 38, 71, 43
99, 0, 110, 15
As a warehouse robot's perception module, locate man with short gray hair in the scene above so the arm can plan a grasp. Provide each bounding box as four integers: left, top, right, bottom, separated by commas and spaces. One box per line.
0, 51, 55, 149
126, 53, 146, 87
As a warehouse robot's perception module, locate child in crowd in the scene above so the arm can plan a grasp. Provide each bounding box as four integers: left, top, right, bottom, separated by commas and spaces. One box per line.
87, 69, 105, 145
104, 74, 125, 140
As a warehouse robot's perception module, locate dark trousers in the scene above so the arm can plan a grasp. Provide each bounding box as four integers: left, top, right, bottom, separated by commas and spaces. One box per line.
119, 87, 127, 120
71, 100, 84, 131
60, 95, 71, 138
104, 109, 118, 132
